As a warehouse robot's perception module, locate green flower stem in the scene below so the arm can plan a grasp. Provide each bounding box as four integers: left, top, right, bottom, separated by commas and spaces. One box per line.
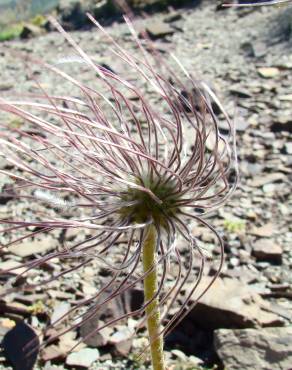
142, 224, 165, 370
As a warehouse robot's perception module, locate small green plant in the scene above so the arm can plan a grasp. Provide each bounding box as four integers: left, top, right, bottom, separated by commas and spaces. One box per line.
28, 301, 46, 315
31, 14, 47, 27
0, 23, 23, 42
223, 218, 246, 234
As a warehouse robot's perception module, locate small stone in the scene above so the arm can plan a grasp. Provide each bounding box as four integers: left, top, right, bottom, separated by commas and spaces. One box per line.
109, 326, 133, 356
9, 237, 58, 257
114, 338, 132, 357
58, 331, 83, 354
43, 365, 64, 370
284, 142, 292, 155
48, 289, 72, 300
110, 327, 132, 344
229, 86, 252, 98
257, 67, 280, 79
241, 41, 267, 58
206, 132, 226, 152
278, 94, 292, 102
251, 41, 267, 58
238, 250, 251, 265
20, 24, 44, 39
275, 61, 292, 69
41, 345, 64, 362
80, 317, 113, 347
145, 21, 174, 40
188, 355, 204, 366
171, 349, 187, 361
82, 282, 97, 296
66, 348, 99, 368
275, 114, 292, 125
250, 223, 274, 237
13, 293, 46, 306
0, 260, 27, 275
0, 83, 13, 91
229, 257, 240, 267
164, 12, 182, 23
235, 116, 250, 132
51, 302, 71, 325
262, 183, 276, 194
252, 239, 282, 264
248, 173, 285, 187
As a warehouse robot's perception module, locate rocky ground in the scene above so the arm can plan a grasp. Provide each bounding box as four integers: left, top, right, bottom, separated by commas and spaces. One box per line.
0, 1, 292, 370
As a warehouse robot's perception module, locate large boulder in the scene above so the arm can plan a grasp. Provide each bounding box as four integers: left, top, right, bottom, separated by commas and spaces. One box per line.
214, 327, 292, 370
187, 277, 283, 329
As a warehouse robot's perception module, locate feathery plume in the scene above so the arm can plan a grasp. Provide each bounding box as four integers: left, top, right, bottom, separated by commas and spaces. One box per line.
0, 15, 238, 369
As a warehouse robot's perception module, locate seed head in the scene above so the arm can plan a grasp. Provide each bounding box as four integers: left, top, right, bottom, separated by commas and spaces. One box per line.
0, 15, 238, 353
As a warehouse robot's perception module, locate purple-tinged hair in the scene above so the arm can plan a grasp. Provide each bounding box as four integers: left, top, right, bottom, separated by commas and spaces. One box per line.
0, 15, 238, 353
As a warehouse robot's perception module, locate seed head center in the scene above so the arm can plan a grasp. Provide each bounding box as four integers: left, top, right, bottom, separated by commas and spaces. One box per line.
120, 178, 181, 226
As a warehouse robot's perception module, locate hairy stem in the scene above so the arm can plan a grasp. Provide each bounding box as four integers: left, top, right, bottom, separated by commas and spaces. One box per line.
142, 224, 165, 370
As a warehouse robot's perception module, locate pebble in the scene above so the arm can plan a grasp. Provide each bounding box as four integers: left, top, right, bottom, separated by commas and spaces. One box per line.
250, 223, 274, 237
50, 302, 71, 325
9, 237, 58, 258
252, 239, 283, 264
145, 21, 174, 40
66, 348, 100, 368
284, 142, 292, 155
257, 67, 280, 78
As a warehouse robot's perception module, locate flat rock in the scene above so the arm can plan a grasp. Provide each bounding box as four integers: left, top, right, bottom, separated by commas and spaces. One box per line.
80, 316, 113, 347
188, 277, 282, 329
257, 67, 280, 78
58, 331, 83, 355
219, 114, 249, 133
278, 94, 292, 102
252, 239, 283, 264
41, 345, 64, 362
241, 41, 267, 58
66, 348, 99, 368
276, 115, 292, 126
79, 289, 141, 349
109, 327, 132, 344
284, 142, 292, 155
145, 21, 174, 39
164, 12, 183, 23
214, 327, 292, 370
113, 338, 132, 357
235, 116, 250, 132
42, 365, 64, 370
0, 83, 13, 91
9, 237, 58, 258
229, 86, 252, 98
250, 223, 274, 237
51, 302, 71, 326
0, 260, 27, 275
248, 172, 285, 187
